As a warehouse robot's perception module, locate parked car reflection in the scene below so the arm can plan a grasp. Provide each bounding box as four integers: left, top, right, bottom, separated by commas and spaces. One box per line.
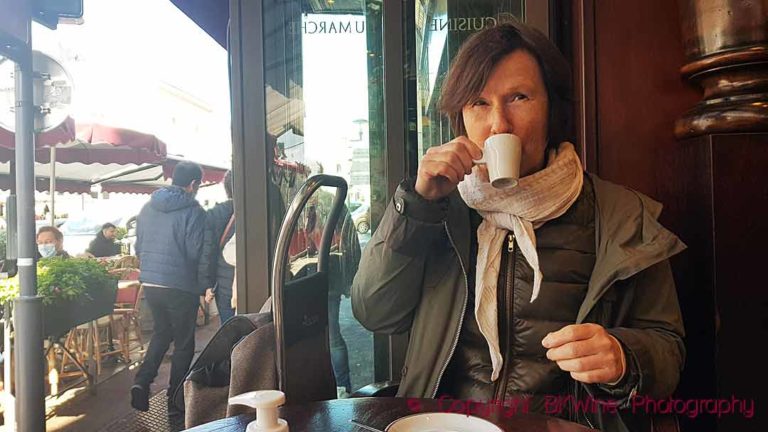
351, 203, 370, 234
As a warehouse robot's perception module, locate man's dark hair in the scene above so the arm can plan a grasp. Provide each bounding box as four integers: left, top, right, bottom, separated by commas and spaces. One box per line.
102, 222, 116, 230
37, 226, 63, 242
171, 161, 204, 188
439, 20, 575, 150
223, 170, 233, 199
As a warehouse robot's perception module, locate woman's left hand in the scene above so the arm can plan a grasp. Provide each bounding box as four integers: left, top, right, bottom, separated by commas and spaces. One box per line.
542, 323, 626, 384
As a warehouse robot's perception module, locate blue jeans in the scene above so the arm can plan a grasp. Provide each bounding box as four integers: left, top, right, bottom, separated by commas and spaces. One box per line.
328, 295, 351, 392
215, 289, 236, 326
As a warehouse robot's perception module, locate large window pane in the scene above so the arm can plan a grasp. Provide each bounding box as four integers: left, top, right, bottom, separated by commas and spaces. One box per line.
416, 0, 526, 156
262, 0, 382, 395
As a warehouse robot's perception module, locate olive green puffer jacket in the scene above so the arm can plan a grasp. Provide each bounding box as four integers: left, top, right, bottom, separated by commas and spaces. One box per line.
352, 173, 686, 431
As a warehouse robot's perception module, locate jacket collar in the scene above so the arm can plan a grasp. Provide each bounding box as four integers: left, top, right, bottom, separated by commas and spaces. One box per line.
445, 192, 472, 273
577, 174, 686, 322
444, 173, 686, 323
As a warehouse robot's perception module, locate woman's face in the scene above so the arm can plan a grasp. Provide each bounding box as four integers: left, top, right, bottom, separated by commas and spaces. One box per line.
462, 49, 549, 178
37, 231, 62, 251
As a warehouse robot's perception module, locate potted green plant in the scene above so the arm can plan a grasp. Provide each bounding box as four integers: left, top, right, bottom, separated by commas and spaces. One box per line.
0, 257, 118, 338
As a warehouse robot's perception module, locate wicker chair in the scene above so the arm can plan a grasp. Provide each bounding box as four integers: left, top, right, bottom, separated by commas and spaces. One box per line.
111, 281, 144, 362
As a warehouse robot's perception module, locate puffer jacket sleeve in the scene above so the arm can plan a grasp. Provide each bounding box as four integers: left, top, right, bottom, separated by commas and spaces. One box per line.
603, 259, 686, 402
185, 206, 207, 291
135, 203, 147, 255
197, 208, 218, 290
351, 180, 449, 335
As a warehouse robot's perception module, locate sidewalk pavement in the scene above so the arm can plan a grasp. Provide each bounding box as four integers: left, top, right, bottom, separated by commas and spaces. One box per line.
38, 314, 220, 432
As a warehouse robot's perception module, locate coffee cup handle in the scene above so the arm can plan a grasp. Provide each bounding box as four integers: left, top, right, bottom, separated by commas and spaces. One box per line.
473, 157, 486, 165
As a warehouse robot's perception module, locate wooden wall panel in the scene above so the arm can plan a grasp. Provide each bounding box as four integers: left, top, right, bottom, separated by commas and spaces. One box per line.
661, 134, 768, 432
660, 136, 717, 432
581, 2, 729, 431
593, 0, 699, 197
709, 135, 768, 432
580, 2, 767, 431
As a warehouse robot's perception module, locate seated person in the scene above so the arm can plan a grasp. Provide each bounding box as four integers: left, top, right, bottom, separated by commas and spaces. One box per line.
86, 222, 122, 257
37, 226, 70, 259
352, 20, 685, 432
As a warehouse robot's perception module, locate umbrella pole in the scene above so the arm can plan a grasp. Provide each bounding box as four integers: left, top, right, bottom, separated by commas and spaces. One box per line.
3, 303, 14, 428
49, 146, 56, 226
13, 21, 46, 432
3, 162, 16, 427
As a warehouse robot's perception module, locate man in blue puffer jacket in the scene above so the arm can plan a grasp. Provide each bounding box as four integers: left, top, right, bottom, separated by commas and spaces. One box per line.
131, 161, 206, 416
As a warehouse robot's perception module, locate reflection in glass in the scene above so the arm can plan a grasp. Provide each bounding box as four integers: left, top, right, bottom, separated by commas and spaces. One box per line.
285, 187, 361, 394
416, 0, 525, 156
262, 0, 377, 395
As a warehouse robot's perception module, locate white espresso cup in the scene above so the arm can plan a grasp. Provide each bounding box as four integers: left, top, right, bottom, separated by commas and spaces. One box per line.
473, 133, 522, 188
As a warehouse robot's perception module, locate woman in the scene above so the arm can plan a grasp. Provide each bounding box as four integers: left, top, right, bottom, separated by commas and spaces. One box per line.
351, 20, 685, 431
36, 226, 70, 258
200, 170, 236, 326
86, 222, 122, 257
223, 234, 237, 312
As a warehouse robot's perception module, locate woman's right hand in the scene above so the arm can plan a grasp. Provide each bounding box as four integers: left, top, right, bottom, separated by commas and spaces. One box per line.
415, 136, 483, 200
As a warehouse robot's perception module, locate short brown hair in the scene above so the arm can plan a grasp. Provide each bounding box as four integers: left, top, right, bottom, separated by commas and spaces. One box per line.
439, 20, 574, 150
37, 226, 63, 242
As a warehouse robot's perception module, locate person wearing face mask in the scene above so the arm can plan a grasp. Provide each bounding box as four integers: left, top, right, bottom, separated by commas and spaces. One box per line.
352, 21, 685, 432
130, 161, 206, 418
36, 226, 70, 259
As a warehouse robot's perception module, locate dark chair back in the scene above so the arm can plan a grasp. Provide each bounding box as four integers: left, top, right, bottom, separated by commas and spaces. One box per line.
271, 174, 348, 405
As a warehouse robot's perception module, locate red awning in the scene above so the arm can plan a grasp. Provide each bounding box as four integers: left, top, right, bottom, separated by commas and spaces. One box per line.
97, 157, 229, 194
0, 121, 225, 195
71, 124, 167, 165
0, 116, 77, 161
0, 157, 229, 195
0, 122, 168, 164
162, 156, 228, 185
0, 175, 91, 194
99, 183, 161, 195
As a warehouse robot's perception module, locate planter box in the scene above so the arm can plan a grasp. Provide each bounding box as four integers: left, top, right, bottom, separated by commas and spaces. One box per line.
43, 280, 118, 339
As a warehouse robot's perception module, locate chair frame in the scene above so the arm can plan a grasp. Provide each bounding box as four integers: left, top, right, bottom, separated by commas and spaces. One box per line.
112, 282, 144, 362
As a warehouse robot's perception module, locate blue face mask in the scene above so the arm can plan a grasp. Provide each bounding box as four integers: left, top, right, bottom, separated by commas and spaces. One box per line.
38, 244, 56, 258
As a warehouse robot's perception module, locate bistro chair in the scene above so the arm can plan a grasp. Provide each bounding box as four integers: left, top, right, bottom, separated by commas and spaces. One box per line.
57, 325, 92, 383
61, 315, 120, 379
92, 315, 122, 372
111, 281, 144, 362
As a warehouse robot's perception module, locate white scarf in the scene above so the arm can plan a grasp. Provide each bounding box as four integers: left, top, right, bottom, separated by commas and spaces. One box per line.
457, 142, 584, 381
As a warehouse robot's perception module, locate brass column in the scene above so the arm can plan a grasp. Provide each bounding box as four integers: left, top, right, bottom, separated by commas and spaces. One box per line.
676, 0, 768, 138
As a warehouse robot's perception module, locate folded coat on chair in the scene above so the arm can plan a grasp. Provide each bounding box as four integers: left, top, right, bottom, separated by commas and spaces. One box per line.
177, 312, 278, 429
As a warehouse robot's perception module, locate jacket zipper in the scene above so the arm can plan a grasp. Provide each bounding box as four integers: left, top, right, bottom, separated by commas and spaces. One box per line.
432, 221, 470, 398
494, 232, 516, 401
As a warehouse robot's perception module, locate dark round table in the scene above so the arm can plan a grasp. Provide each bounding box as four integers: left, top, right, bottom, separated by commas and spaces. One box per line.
185, 397, 596, 431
